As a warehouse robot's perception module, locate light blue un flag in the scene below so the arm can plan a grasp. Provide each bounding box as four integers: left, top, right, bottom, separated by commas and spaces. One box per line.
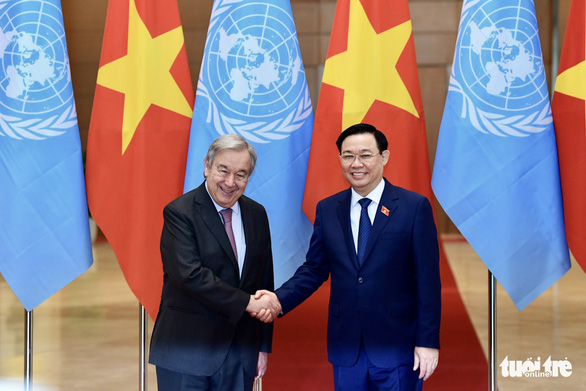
0, 0, 93, 310
184, 0, 314, 287
432, 0, 571, 310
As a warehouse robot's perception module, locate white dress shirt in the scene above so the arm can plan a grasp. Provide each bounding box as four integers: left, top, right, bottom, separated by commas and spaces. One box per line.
350, 179, 385, 254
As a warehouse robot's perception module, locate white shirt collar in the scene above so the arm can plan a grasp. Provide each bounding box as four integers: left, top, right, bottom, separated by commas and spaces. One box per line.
350, 178, 385, 207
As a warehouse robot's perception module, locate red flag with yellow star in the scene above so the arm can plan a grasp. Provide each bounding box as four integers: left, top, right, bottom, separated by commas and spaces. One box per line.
303, 0, 433, 220
552, 0, 586, 272
86, 0, 194, 318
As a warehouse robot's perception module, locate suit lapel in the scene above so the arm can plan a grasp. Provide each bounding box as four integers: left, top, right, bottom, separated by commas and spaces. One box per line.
239, 197, 254, 286
336, 189, 360, 270
194, 184, 240, 275
361, 179, 398, 266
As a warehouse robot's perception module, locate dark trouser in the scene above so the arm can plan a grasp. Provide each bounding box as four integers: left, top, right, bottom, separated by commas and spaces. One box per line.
156, 341, 255, 391
333, 342, 423, 391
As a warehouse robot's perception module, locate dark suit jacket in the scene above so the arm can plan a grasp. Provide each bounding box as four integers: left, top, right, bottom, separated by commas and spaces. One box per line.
276, 179, 440, 368
149, 182, 274, 377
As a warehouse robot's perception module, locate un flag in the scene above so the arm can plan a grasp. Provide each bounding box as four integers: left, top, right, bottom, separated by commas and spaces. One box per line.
0, 0, 93, 310
184, 0, 314, 287
432, 0, 570, 310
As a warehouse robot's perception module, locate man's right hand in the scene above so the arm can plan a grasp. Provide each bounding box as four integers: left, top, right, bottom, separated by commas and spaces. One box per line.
246, 290, 281, 323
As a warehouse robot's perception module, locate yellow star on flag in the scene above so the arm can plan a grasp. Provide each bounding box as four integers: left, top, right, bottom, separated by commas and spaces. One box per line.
322, 0, 419, 130
555, 61, 586, 103
97, 0, 193, 154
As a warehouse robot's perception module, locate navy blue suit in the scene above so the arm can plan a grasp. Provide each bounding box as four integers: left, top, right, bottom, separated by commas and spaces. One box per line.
276, 179, 440, 372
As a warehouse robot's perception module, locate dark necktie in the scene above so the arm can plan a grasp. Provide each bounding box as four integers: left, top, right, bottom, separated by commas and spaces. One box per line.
220, 208, 238, 261
357, 198, 372, 265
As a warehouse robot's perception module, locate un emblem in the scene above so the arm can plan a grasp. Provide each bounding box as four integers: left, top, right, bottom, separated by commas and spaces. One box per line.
0, 0, 76, 140
450, 0, 552, 137
197, 0, 311, 144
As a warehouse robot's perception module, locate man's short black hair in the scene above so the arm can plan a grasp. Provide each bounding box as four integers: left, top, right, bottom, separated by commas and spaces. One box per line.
335, 123, 388, 153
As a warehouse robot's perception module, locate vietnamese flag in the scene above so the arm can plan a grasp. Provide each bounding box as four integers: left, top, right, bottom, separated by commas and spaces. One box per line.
552, 0, 586, 273
302, 0, 434, 220
86, 0, 194, 318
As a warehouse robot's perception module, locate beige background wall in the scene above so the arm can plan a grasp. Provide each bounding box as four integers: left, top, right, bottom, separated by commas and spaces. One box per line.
63, 0, 569, 234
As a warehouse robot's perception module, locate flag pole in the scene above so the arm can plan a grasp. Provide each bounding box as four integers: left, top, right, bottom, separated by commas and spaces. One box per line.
25, 309, 33, 391
551, 0, 561, 357
488, 272, 497, 391
487, 5, 562, 390
551, 0, 560, 95
140, 304, 148, 391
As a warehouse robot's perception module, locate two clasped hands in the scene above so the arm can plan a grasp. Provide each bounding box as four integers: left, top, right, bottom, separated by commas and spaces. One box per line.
245, 290, 280, 323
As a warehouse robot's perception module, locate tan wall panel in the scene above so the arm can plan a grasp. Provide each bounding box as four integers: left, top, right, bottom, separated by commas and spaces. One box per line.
558, 0, 572, 41
318, 32, 331, 65
66, 31, 105, 65
304, 66, 320, 107
536, 0, 554, 65
178, 0, 213, 31
413, 32, 458, 65
410, 1, 461, 33
319, 1, 336, 34
298, 34, 320, 66
183, 30, 208, 80
418, 67, 448, 165
62, 0, 107, 31
74, 96, 95, 148
292, 2, 320, 33
418, 65, 454, 233
70, 66, 99, 100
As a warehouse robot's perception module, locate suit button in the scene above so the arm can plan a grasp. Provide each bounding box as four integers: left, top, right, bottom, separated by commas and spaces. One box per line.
358, 277, 364, 284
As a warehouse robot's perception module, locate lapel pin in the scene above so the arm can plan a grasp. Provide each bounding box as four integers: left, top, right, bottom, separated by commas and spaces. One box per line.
381, 206, 389, 216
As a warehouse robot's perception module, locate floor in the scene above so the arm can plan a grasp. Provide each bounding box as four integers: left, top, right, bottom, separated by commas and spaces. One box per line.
0, 237, 585, 390
443, 236, 586, 391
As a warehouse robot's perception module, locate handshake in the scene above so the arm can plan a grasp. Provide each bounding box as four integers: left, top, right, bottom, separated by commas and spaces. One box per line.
246, 290, 282, 323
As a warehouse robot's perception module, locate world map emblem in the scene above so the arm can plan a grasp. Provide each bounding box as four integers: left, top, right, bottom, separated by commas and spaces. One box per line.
197, 0, 312, 143
0, 0, 77, 140
450, 0, 552, 137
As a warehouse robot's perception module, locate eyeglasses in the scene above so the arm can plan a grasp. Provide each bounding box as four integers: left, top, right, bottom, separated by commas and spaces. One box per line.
214, 166, 249, 182
339, 153, 380, 164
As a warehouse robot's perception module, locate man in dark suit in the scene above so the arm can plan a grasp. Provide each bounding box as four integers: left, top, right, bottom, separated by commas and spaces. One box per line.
256, 124, 441, 390
150, 134, 281, 391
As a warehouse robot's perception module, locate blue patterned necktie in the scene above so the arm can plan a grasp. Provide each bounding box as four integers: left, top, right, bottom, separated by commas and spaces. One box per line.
357, 198, 372, 265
